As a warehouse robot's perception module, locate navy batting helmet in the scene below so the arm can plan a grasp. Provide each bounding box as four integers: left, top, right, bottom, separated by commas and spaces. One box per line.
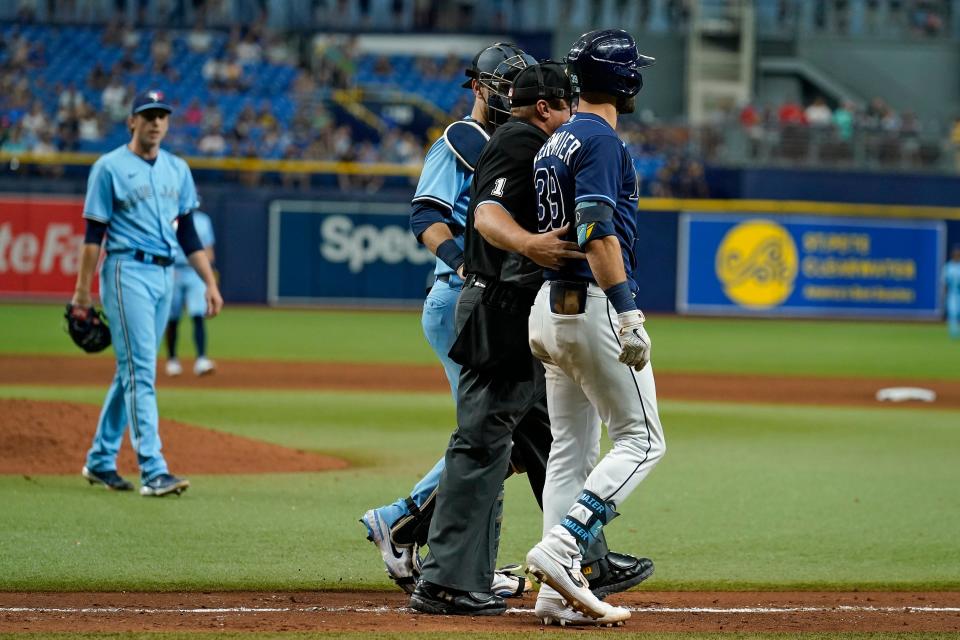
565, 29, 655, 98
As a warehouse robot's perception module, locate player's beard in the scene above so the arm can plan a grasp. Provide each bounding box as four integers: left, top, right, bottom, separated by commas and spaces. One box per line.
616, 95, 636, 114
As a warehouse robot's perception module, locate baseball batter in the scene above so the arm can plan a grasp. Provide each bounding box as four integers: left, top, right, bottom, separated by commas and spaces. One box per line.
73, 90, 223, 497
945, 245, 960, 339
524, 30, 666, 622
165, 210, 216, 377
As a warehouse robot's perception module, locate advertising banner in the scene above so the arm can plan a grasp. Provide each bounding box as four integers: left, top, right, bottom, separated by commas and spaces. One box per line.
267, 200, 435, 306
0, 195, 89, 297
678, 213, 945, 318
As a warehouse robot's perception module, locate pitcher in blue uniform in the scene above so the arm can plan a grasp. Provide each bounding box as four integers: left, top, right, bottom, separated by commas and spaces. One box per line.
165, 210, 217, 377
72, 90, 223, 497
944, 245, 960, 339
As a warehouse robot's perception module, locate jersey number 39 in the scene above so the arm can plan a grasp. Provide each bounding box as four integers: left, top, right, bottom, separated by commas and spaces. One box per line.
535, 166, 566, 233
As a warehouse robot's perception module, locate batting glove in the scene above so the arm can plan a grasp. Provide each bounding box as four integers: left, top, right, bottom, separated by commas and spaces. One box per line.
617, 310, 651, 371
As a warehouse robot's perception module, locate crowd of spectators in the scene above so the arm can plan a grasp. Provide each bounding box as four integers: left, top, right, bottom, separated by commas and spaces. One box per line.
734, 96, 946, 168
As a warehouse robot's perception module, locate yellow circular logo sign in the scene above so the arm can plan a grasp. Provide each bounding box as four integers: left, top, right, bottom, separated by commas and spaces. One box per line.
715, 219, 798, 308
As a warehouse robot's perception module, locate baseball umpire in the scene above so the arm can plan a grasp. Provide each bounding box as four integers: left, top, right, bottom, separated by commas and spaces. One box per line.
410, 60, 651, 620
360, 42, 536, 598
524, 30, 666, 624
71, 89, 223, 496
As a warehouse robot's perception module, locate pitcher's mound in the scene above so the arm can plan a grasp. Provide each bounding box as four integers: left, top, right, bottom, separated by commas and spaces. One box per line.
0, 398, 348, 476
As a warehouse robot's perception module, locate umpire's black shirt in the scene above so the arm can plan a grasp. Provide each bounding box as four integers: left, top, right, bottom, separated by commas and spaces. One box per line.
464, 117, 548, 291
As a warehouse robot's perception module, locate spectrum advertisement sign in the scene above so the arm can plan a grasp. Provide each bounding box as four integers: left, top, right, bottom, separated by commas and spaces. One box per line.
267, 200, 435, 306
0, 195, 91, 297
677, 213, 944, 318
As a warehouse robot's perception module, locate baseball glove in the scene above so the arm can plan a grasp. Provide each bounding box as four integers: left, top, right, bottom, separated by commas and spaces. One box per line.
64, 304, 111, 353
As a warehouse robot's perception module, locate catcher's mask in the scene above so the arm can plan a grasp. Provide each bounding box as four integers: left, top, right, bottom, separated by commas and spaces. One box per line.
478, 52, 537, 131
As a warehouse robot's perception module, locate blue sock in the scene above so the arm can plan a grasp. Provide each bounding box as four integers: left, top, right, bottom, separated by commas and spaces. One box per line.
192, 315, 206, 357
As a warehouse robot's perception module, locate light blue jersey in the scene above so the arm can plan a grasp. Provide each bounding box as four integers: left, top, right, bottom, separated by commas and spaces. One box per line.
83, 142, 199, 484
84, 145, 199, 258
412, 121, 474, 278
944, 258, 960, 338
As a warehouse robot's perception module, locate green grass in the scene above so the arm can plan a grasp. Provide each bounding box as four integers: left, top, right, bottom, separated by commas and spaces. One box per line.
4, 302, 959, 378
1, 386, 957, 591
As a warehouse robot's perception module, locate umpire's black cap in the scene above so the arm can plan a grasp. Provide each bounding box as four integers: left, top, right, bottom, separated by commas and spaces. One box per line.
509, 61, 575, 107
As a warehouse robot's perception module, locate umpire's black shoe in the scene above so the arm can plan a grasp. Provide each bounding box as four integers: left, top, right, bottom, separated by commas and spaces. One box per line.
409, 580, 506, 616
82, 466, 134, 491
585, 552, 655, 599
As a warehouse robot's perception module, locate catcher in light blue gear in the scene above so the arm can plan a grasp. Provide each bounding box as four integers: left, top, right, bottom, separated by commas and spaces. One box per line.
71, 89, 223, 497
165, 211, 217, 377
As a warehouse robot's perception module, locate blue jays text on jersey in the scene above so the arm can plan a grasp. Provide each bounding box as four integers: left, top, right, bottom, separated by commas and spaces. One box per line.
84, 145, 199, 257
533, 112, 641, 288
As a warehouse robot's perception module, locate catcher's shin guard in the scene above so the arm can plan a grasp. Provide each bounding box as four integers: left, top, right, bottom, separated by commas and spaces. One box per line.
390, 490, 436, 547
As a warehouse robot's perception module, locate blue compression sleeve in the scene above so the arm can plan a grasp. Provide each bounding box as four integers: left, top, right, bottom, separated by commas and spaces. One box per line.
435, 239, 465, 273
410, 201, 449, 243
176, 212, 204, 256
604, 281, 637, 314
84, 219, 107, 245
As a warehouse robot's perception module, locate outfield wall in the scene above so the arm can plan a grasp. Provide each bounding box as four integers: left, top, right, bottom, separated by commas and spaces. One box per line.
1, 170, 958, 316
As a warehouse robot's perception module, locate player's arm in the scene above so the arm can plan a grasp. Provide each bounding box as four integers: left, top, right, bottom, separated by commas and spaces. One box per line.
474, 203, 580, 270
574, 139, 649, 370
72, 161, 111, 309
410, 140, 468, 276
178, 167, 222, 317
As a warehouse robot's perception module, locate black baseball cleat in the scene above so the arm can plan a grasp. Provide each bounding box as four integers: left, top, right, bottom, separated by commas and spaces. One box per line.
584, 552, 655, 599
82, 466, 134, 491
409, 580, 507, 616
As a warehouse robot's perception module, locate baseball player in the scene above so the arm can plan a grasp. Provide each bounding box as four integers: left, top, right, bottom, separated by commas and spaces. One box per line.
945, 245, 960, 339
165, 210, 217, 377
524, 30, 666, 623
362, 46, 653, 602
411, 61, 651, 621
72, 89, 223, 496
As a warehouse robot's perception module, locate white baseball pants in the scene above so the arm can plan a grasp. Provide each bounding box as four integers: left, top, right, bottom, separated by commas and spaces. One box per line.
528, 282, 666, 536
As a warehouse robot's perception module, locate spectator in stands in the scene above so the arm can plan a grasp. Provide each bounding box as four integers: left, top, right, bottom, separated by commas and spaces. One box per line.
101, 75, 129, 122
21, 101, 49, 139
951, 116, 960, 171
235, 30, 263, 65
256, 100, 277, 130
373, 55, 394, 76
832, 101, 856, 140
198, 126, 227, 156
87, 62, 109, 92
77, 104, 103, 143
183, 98, 204, 126
778, 99, 806, 125
187, 19, 214, 53
118, 49, 142, 74
805, 96, 833, 128
151, 30, 173, 68
202, 99, 223, 130
264, 33, 293, 65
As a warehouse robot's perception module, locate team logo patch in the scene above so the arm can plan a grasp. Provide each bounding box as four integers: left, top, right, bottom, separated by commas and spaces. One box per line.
715, 219, 798, 309
147, 90, 164, 102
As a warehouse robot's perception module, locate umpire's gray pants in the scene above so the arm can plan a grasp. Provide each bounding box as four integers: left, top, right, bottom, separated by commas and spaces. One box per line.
420, 285, 609, 592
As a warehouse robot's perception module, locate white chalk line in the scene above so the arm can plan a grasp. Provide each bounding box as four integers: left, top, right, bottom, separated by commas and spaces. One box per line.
2, 605, 959, 615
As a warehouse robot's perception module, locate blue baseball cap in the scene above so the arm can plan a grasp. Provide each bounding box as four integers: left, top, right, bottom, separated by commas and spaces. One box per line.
131, 89, 173, 115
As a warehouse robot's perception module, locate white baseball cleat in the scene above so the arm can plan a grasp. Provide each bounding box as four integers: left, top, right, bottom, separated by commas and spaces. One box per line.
165, 358, 183, 377
194, 356, 216, 376
360, 508, 421, 594
525, 525, 610, 619
535, 595, 630, 627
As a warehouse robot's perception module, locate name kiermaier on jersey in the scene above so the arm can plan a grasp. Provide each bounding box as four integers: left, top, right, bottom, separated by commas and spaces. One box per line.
534, 130, 582, 165
319, 214, 434, 273
0, 222, 82, 275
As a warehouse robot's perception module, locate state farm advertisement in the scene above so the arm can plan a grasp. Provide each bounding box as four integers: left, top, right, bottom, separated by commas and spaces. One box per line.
0, 195, 93, 297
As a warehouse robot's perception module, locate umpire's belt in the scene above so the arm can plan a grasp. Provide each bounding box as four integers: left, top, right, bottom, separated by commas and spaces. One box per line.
111, 249, 175, 267
550, 280, 589, 315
